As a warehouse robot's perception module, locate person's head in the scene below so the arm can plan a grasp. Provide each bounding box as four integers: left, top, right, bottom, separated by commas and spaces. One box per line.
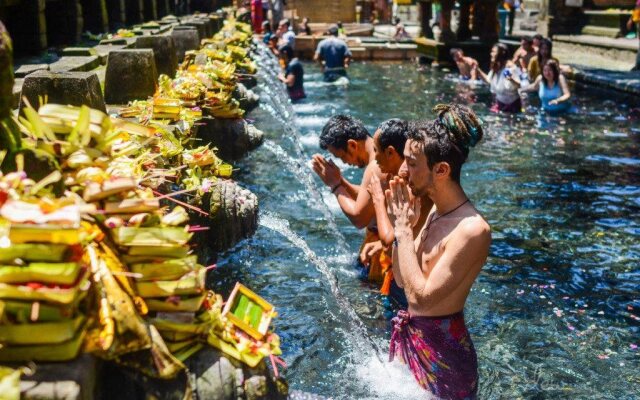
394, 17, 401, 25
373, 119, 408, 174
268, 34, 278, 48
337, 21, 343, 28
302, 17, 310, 25
401, 104, 483, 196
278, 45, 293, 65
262, 20, 271, 33
538, 38, 552, 60
450, 48, 464, 63
542, 59, 560, 86
328, 24, 339, 36
521, 36, 533, 50
320, 115, 370, 167
490, 43, 509, 72
533, 34, 543, 48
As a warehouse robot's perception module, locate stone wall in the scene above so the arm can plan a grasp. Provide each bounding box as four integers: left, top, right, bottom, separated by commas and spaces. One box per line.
286, 0, 357, 24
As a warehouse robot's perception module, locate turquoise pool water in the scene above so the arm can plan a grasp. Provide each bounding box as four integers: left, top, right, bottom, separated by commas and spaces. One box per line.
209, 60, 640, 399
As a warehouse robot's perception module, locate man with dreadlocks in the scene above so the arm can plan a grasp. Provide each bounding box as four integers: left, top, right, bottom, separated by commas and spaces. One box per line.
386, 103, 490, 399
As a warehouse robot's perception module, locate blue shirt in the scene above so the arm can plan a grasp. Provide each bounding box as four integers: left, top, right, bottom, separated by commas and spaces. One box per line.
315, 37, 352, 70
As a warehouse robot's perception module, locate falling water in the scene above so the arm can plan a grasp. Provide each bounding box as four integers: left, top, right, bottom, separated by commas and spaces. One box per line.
259, 212, 382, 358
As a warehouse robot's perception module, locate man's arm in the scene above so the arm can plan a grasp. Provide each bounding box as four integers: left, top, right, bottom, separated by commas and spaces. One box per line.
332, 165, 376, 229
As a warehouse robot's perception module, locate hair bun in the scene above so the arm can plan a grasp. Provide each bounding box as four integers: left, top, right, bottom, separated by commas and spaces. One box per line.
432, 103, 483, 149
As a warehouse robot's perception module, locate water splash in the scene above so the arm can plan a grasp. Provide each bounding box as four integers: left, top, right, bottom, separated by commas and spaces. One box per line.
259, 212, 383, 359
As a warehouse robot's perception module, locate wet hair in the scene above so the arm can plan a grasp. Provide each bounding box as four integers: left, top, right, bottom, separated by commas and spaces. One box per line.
521, 36, 533, 44
278, 45, 293, 59
377, 119, 408, 157
490, 43, 510, 72
262, 21, 271, 31
408, 104, 483, 182
533, 33, 544, 41
538, 38, 553, 62
542, 59, 560, 85
320, 115, 369, 151
449, 48, 463, 58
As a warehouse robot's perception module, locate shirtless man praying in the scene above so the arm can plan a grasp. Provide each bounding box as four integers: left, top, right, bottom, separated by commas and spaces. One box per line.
311, 115, 408, 284
386, 104, 491, 399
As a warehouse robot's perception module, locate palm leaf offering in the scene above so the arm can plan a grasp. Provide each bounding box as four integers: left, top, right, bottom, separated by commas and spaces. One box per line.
0, 13, 281, 377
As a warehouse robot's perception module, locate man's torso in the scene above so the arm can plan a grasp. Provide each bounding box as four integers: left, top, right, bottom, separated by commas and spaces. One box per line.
318, 38, 349, 69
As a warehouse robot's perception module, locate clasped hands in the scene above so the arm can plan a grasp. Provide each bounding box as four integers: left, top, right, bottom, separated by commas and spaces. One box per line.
311, 154, 342, 188
385, 176, 420, 234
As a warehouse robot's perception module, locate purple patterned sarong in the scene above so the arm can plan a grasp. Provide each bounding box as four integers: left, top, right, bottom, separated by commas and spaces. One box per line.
389, 310, 478, 399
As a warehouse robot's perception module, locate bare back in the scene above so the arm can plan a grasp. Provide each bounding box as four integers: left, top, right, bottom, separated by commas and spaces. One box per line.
410, 203, 491, 316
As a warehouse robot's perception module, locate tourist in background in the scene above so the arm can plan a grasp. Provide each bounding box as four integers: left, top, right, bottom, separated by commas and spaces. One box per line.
475, 43, 522, 113
277, 45, 305, 101
533, 33, 543, 51
512, 36, 536, 72
504, 0, 521, 36
262, 21, 273, 44
523, 59, 572, 114
337, 21, 347, 38
393, 20, 412, 41
627, 0, 640, 71
527, 38, 558, 80
250, 0, 264, 33
314, 25, 353, 82
300, 17, 312, 36
450, 48, 479, 81
277, 19, 296, 49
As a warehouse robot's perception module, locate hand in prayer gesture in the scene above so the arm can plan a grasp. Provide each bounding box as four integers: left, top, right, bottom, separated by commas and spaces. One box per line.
367, 174, 385, 205
311, 154, 342, 188
386, 177, 420, 234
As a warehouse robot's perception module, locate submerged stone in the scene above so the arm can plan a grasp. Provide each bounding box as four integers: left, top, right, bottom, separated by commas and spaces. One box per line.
104, 49, 157, 104
19, 70, 106, 112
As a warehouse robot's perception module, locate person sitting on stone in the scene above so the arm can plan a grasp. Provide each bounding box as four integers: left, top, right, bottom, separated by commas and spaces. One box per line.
393, 19, 412, 41
314, 25, 352, 82
300, 17, 312, 36
277, 45, 306, 101
450, 48, 479, 81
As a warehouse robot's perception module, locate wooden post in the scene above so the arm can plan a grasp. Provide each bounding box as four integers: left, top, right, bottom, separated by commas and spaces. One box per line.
80, 0, 109, 33
45, 0, 82, 47
418, 0, 433, 39
439, 0, 456, 42
106, 0, 126, 30
0, 0, 48, 55
471, 0, 499, 42
143, 0, 158, 21
457, 0, 472, 41
125, 0, 144, 24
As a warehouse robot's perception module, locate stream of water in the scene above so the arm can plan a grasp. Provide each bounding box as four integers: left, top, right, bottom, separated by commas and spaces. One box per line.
208, 49, 640, 399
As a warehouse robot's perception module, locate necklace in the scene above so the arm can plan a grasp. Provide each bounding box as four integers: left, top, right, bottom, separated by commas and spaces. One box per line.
421, 198, 470, 242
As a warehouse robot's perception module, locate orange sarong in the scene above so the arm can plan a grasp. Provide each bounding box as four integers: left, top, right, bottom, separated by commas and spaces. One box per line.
360, 228, 394, 293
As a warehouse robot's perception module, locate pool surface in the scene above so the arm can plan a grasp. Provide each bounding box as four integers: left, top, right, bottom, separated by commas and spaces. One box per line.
209, 59, 640, 399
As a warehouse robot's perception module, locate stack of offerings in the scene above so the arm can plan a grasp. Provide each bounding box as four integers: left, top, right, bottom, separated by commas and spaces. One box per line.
99, 193, 209, 362
0, 172, 90, 362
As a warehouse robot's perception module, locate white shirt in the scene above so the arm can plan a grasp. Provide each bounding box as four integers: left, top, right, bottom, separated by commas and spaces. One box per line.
488, 67, 519, 104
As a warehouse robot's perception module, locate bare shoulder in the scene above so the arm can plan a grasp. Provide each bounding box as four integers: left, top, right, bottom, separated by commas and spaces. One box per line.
367, 160, 385, 180
456, 212, 491, 243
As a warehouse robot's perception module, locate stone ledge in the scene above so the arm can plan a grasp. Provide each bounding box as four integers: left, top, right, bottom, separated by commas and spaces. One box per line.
48, 56, 101, 73
568, 67, 640, 95
554, 34, 637, 52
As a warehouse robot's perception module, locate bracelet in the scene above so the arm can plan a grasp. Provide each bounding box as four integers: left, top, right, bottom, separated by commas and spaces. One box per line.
331, 182, 342, 193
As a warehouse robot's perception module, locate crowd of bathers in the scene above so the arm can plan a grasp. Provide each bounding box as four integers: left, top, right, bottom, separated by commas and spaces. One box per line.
450, 35, 573, 114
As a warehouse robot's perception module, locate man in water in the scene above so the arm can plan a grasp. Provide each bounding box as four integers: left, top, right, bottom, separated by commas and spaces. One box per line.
450, 48, 478, 81
277, 19, 296, 49
311, 117, 407, 284
314, 25, 352, 82
277, 45, 305, 101
387, 104, 491, 398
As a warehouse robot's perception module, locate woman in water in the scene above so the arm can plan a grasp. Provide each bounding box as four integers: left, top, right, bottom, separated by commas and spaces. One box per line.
524, 59, 571, 114
527, 38, 558, 81
475, 43, 522, 113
